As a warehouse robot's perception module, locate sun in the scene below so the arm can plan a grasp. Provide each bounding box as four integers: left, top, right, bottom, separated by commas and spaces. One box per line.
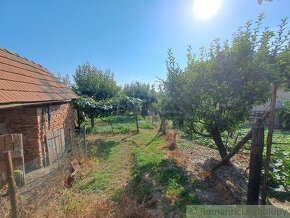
193, 0, 222, 20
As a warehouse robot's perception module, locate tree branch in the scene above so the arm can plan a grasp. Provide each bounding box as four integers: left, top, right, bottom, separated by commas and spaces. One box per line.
211, 111, 270, 171
211, 130, 252, 171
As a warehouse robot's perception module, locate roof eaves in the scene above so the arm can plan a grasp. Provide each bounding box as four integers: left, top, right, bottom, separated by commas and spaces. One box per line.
0, 99, 76, 109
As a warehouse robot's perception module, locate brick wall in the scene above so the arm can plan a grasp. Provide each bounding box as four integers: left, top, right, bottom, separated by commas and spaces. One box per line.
37, 103, 75, 141
37, 103, 75, 166
0, 102, 75, 168
0, 107, 39, 164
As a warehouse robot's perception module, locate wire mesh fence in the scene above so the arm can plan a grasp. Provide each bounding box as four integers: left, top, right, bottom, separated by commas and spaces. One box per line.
0, 127, 87, 218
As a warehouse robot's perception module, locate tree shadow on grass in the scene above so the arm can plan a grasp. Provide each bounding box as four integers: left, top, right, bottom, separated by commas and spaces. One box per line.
95, 139, 118, 159
112, 155, 201, 217
145, 133, 161, 146
90, 134, 136, 160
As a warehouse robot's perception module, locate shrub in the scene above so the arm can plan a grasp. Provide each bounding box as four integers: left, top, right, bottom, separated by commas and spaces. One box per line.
277, 100, 290, 131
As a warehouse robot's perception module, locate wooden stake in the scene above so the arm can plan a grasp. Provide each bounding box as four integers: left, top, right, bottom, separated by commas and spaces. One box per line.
77, 110, 81, 128
161, 116, 167, 135
135, 115, 139, 133
83, 126, 87, 157
91, 116, 95, 128
261, 82, 278, 205
247, 120, 264, 205
5, 151, 18, 218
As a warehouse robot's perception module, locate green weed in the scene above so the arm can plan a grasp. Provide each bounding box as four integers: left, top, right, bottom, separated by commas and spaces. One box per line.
130, 131, 201, 214
77, 170, 112, 192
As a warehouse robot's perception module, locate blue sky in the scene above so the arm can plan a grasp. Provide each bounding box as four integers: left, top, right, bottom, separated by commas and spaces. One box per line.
0, 0, 289, 86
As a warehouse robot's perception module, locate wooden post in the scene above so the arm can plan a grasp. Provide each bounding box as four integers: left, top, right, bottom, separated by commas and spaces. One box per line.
162, 117, 167, 135
13, 134, 25, 187
261, 82, 278, 205
91, 116, 95, 128
247, 120, 264, 205
159, 116, 163, 133
0, 134, 25, 188
83, 126, 87, 157
5, 151, 18, 218
135, 115, 139, 133
77, 110, 81, 128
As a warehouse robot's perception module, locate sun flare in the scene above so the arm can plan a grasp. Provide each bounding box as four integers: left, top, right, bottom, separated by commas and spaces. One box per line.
193, 0, 222, 20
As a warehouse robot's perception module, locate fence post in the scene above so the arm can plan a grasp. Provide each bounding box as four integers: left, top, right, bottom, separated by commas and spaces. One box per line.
247, 120, 264, 205
5, 151, 18, 218
83, 126, 87, 157
77, 110, 81, 128
160, 116, 167, 135
135, 115, 139, 133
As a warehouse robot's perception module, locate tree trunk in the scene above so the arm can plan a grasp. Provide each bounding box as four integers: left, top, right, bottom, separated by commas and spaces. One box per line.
135, 115, 139, 133
261, 82, 278, 205
212, 130, 228, 159
90, 116, 95, 128
108, 120, 114, 135
211, 111, 269, 172
212, 131, 252, 171
141, 103, 147, 118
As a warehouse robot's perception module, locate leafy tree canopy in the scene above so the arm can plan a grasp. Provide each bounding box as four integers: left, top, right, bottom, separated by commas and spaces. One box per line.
57, 73, 72, 88
123, 81, 158, 116
123, 81, 157, 103
161, 14, 290, 159
73, 62, 120, 101
73, 94, 143, 119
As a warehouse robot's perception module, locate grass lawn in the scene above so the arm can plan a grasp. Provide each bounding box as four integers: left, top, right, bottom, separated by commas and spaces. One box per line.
86, 116, 154, 134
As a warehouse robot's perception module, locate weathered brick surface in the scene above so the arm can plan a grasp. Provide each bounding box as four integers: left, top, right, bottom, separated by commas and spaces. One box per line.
0, 102, 75, 168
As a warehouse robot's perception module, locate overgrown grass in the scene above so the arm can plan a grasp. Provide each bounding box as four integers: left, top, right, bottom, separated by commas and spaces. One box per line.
76, 129, 201, 216
75, 134, 133, 194
86, 116, 154, 134
121, 131, 201, 215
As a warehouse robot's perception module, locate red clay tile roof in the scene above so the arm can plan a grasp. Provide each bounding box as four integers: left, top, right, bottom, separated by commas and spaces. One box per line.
0, 48, 78, 105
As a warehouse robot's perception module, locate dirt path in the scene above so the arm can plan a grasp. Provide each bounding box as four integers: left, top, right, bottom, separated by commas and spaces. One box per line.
170, 142, 249, 204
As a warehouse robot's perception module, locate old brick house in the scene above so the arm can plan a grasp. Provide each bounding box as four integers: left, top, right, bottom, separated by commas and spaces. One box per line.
0, 48, 78, 168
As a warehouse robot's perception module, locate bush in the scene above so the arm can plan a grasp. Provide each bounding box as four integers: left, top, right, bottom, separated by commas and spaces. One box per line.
277, 100, 290, 131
